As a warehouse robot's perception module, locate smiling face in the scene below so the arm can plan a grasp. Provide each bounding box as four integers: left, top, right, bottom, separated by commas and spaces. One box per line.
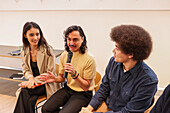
112, 43, 133, 63
67, 31, 84, 52
24, 27, 40, 47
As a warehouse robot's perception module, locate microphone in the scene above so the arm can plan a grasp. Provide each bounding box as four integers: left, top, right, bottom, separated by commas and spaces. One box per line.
64, 51, 73, 78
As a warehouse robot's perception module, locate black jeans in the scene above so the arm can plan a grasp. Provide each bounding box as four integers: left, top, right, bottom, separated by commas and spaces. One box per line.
42, 85, 92, 113
13, 85, 46, 113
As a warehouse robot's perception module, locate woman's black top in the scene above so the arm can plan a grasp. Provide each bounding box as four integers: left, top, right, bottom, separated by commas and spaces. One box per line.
30, 60, 40, 77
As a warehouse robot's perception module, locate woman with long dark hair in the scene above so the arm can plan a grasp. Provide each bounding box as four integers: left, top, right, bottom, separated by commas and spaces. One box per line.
14, 21, 60, 113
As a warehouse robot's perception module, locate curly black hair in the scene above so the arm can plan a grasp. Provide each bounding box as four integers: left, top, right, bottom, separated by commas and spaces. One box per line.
110, 25, 152, 61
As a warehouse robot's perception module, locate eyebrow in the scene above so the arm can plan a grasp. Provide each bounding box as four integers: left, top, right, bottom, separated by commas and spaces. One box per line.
67, 37, 79, 39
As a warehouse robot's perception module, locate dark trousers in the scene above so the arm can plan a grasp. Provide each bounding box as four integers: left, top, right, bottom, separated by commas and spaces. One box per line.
13, 85, 46, 113
42, 85, 92, 113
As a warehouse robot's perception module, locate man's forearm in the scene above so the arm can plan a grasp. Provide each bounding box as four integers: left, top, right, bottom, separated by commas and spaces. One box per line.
73, 74, 91, 91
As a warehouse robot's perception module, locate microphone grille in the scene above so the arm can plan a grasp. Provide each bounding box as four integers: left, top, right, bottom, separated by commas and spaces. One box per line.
68, 51, 73, 57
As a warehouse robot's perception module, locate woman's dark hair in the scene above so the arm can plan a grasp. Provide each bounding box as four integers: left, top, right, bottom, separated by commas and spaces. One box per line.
63, 25, 87, 54
110, 25, 153, 61
22, 21, 51, 56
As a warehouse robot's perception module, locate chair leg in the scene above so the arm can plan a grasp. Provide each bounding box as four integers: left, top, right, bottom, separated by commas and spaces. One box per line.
35, 106, 38, 113
35, 104, 41, 113
35, 99, 47, 113
35, 95, 47, 113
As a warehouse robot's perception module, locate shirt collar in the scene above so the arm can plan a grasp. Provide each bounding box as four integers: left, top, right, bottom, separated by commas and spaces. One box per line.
128, 61, 143, 76
118, 61, 143, 76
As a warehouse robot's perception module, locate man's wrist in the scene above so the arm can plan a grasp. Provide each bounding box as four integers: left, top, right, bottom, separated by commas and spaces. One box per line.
87, 105, 94, 112
71, 70, 77, 77
73, 73, 79, 79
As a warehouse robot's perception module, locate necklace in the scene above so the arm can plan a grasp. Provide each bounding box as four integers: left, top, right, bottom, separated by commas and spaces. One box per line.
30, 50, 37, 62
30, 51, 37, 57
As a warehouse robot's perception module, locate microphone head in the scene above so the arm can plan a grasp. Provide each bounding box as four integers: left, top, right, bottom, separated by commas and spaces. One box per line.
64, 51, 73, 78
67, 51, 73, 63
68, 51, 73, 58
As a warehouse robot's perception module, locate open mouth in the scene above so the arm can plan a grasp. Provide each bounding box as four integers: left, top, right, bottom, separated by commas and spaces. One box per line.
32, 40, 38, 43
69, 45, 76, 48
69, 45, 76, 51
69, 46, 75, 49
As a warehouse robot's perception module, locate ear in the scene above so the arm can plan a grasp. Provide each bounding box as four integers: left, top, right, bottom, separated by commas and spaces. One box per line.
24, 34, 27, 38
128, 53, 134, 59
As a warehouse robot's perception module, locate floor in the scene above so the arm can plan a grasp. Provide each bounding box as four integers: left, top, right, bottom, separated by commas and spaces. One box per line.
0, 94, 17, 113
0, 94, 46, 113
0, 68, 22, 113
0, 90, 163, 113
0, 68, 23, 96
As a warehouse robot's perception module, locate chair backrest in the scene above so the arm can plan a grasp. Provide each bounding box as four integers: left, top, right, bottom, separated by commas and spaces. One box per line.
55, 64, 59, 75
35, 95, 47, 106
94, 71, 102, 93
35, 95, 47, 113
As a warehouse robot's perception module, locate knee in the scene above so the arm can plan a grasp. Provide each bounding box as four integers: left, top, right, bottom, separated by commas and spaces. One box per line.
41, 104, 60, 113
19, 88, 29, 97
41, 104, 49, 113
20, 88, 28, 94
28, 96, 37, 106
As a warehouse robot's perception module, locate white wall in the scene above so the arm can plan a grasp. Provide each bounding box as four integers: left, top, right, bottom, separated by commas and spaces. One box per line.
0, 1, 170, 88
1, 0, 170, 10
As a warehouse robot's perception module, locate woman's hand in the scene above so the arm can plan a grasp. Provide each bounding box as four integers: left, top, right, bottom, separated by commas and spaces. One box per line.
19, 77, 37, 89
19, 81, 28, 88
39, 71, 56, 84
28, 77, 37, 88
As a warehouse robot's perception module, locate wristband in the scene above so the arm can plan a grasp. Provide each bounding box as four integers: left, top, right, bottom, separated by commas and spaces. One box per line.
73, 73, 79, 79
71, 70, 77, 77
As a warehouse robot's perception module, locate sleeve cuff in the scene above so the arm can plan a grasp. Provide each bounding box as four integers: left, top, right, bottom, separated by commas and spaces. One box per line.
89, 99, 102, 110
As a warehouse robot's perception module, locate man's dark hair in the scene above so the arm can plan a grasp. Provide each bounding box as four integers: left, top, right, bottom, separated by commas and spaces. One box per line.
110, 25, 152, 61
63, 25, 87, 54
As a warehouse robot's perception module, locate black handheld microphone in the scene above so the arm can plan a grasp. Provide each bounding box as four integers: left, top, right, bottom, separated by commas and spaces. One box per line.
64, 51, 73, 78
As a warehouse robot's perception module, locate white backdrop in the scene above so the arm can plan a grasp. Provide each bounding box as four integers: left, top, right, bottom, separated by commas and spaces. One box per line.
0, 0, 170, 10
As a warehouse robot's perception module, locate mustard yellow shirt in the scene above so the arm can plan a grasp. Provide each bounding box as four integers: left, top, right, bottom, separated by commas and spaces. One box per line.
59, 51, 96, 91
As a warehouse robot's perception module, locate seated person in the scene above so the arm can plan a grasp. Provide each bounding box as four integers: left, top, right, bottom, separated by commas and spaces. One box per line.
39, 25, 96, 113
80, 25, 158, 113
14, 21, 60, 113
150, 84, 170, 113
